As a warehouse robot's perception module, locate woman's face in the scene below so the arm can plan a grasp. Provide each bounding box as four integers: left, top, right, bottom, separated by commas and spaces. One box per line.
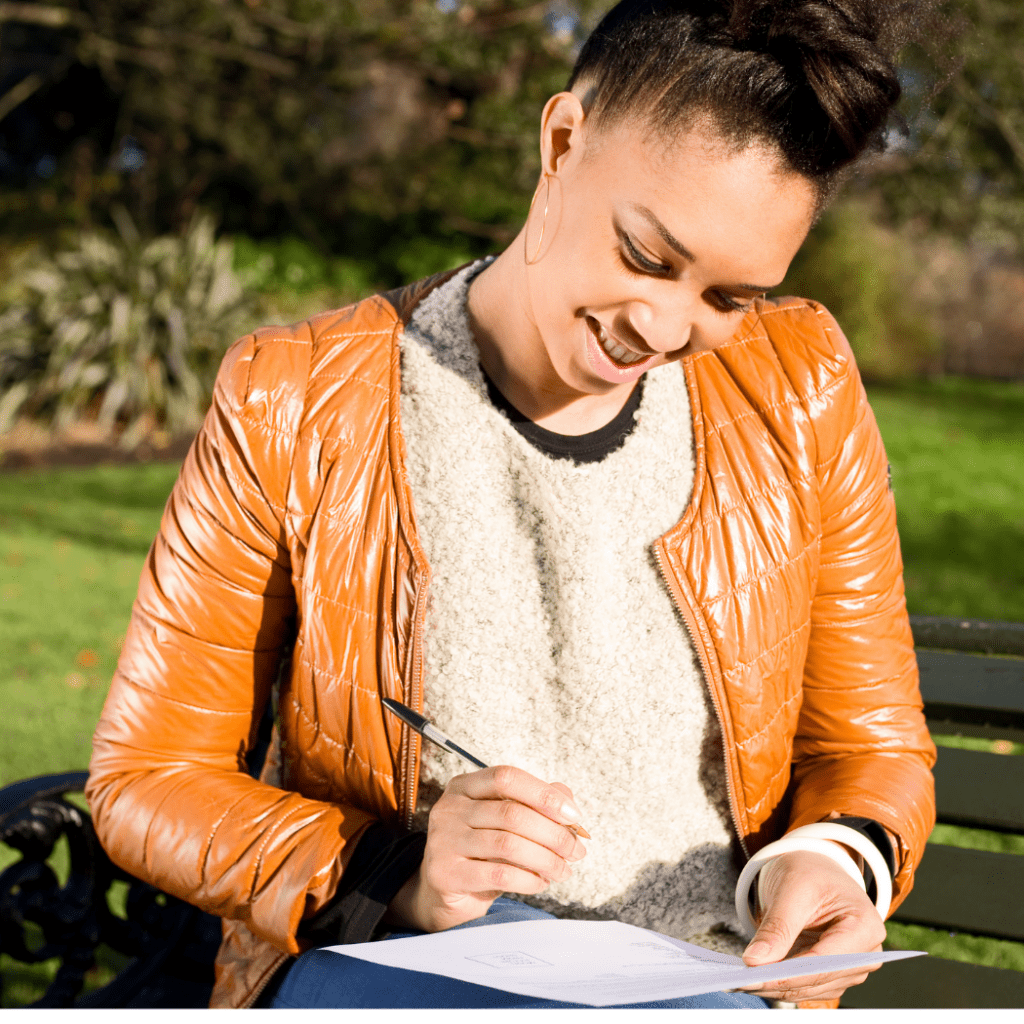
522, 98, 818, 395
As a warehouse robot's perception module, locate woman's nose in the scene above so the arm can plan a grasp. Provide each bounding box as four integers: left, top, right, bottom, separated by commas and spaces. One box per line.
625, 295, 695, 356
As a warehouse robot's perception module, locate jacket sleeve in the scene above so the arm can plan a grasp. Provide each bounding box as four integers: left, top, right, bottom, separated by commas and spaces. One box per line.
86, 327, 376, 954
786, 304, 936, 913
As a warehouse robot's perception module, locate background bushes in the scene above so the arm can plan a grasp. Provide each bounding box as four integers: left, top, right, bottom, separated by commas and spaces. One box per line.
0, 0, 1022, 445
0, 211, 257, 438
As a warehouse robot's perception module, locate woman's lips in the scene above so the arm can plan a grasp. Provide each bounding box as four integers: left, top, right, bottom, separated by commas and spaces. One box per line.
583, 317, 658, 383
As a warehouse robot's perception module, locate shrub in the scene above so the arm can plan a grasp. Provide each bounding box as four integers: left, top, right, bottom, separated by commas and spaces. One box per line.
232, 234, 379, 299
0, 210, 258, 441
780, 201, 943, 381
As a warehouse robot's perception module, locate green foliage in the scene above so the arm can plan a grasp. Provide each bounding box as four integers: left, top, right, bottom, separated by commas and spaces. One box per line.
780, 201, 942, 381
869, 0, 1024, 256
233, 235, 377, 298
0, 211, 258, 438
17, 1, 608, 262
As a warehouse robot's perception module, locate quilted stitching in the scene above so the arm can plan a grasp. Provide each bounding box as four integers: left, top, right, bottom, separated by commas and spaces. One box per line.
86, 291, 935, 1010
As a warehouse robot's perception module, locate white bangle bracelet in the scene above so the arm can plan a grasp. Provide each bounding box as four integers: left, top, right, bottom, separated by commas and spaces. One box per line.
782, 822, 893, 922
734, 834, 867, 939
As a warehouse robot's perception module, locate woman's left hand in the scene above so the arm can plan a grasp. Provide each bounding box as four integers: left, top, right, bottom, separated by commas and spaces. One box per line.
738, 848, 888, 1003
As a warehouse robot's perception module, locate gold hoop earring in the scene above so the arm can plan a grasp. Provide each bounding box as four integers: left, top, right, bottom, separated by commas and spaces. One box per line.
525, 174, 551, 266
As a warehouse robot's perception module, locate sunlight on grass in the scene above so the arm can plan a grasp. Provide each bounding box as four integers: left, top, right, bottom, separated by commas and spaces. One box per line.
886, 921, 1024, 974
2, 376, 1024, 999
866, 378, 1024, 622
0, 462, 180, 786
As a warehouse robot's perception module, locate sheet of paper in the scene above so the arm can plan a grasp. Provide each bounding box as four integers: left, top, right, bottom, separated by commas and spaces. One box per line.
326, 919, 924, 1006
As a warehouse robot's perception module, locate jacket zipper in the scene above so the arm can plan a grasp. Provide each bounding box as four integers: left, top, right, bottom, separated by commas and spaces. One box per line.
242, 951, 290, 1008
402, 568, 430, 829
652, 539, 749, 859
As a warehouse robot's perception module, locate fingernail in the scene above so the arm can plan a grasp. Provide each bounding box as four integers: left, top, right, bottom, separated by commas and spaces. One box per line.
560, 801, 582, 823
744, 940, 771, 962
567, 836, 588, 861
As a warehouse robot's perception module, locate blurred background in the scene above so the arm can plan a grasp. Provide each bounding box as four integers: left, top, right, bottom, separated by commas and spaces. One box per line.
0, 0, 1022, 1003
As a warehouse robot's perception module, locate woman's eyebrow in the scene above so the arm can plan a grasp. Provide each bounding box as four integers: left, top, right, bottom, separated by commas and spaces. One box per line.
628, 202, 782, 293
629, 202, 697, 262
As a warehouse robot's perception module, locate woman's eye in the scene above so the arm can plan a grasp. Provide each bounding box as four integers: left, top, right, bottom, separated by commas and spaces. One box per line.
620, 234, 671, 276
710, 291, 755, 314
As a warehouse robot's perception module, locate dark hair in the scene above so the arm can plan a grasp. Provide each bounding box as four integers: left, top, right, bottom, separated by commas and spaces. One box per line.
569, 1, 930, 196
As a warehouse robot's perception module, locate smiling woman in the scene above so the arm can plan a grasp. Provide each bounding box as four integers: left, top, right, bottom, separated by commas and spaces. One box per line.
85, 0, 939, 1011
468, 114, 817, 429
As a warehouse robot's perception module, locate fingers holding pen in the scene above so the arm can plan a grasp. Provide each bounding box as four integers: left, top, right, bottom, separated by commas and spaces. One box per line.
389, 752, 592, 934
457, 766, 588, 845
452, 765, 585, 827
442, 767, 589, 867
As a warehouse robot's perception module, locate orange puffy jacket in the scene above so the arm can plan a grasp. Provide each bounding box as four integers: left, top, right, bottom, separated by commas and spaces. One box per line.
87, 273, 936, 1007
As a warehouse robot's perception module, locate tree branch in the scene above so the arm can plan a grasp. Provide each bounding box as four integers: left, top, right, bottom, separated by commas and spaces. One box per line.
0, 3, 82, 28
0, 71, 43, 122
958, 79, 1024, 172
132, 27, 297, 77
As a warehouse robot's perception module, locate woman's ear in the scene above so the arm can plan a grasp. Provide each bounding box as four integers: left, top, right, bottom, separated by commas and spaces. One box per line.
538, 91, 588, 176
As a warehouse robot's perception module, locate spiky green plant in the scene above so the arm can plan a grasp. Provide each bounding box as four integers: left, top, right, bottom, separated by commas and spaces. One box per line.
0, 210, 257, 440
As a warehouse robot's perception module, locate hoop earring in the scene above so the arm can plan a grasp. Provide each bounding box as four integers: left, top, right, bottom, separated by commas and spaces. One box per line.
525, 174, 551, 266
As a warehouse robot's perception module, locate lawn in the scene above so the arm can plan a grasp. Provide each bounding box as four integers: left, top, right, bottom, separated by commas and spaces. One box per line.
867, 376, 1024, 622
0, 462, 180, 787
1, 374, 1023, 1003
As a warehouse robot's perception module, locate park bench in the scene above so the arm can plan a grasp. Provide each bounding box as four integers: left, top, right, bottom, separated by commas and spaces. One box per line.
2, 615, 1023, 1008
841, 615, 1024, 1008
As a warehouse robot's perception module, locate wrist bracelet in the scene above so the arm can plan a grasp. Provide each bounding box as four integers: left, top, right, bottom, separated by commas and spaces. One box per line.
781, 822, 893, 921
734, 833, 867, 939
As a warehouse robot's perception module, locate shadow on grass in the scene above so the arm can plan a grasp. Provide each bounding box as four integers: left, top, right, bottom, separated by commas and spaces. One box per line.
900, 510, 1024, 621
867, 378, 1024, 445
0, 463, 182, 555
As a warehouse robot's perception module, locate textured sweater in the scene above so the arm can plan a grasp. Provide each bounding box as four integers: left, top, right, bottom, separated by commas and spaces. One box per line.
399, 263, 745, 951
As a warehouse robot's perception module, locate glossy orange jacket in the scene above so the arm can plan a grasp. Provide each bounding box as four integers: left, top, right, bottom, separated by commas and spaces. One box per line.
86, 275, 936, 1008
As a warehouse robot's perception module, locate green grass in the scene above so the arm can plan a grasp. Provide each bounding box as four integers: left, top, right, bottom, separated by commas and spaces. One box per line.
0, 462, 181, 787
1, 374, 1023, 1003
865, 376, 1024, 622
0, 813, 131, 1008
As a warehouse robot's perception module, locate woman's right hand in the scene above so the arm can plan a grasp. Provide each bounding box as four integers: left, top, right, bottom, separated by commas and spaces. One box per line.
386, 766, 588, 933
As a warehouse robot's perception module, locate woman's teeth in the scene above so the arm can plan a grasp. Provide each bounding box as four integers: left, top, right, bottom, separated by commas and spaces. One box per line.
595, 322, 646, 364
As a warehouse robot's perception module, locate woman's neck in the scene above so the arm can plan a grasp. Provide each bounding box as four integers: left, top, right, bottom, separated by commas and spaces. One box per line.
466, 238, 637, 436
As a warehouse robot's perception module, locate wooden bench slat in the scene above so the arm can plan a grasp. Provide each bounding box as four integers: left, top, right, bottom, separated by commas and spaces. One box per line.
933, 745, 1024, 832
841, 954, 1024, 1008
926, 719, 1024, 745
894, 844, 1024, 941
917, 650, 1024, 734
911, 615, 1024, 658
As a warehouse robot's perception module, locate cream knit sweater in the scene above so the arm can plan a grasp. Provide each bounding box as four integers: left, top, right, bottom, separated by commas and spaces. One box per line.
399, 263, 745, 951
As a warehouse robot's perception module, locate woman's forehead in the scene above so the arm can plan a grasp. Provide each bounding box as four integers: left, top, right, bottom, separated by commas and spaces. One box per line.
579, 119, 816, 269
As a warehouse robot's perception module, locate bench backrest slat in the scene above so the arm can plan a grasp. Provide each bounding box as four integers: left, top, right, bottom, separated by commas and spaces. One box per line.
932, 744, 1024, 833
911, 616, 1024, 658
917, 649, 1024, 723
840, 952, 1024, 1008
894, 843, 1024, 942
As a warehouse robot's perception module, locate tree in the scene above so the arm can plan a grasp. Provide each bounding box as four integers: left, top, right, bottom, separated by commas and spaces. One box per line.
4, 2, 1022, 263
1, 1, 607, 270
864, 0, 1024, 256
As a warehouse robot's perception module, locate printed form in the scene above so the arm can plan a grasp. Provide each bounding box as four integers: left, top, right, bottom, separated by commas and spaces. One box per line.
327, 919, 923, 1006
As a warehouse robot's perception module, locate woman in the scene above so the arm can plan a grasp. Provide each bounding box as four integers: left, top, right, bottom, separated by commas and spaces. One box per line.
87, 0, 936, 1010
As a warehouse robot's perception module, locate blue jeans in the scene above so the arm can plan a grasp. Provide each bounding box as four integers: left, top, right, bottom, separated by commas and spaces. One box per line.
269, 898, 769, 1009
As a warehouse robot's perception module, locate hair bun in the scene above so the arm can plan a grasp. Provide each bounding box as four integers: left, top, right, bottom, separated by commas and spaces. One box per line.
726, 0, 900, 159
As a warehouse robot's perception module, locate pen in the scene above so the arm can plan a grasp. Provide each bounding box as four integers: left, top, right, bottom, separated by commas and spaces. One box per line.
381, 697, 591, 840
